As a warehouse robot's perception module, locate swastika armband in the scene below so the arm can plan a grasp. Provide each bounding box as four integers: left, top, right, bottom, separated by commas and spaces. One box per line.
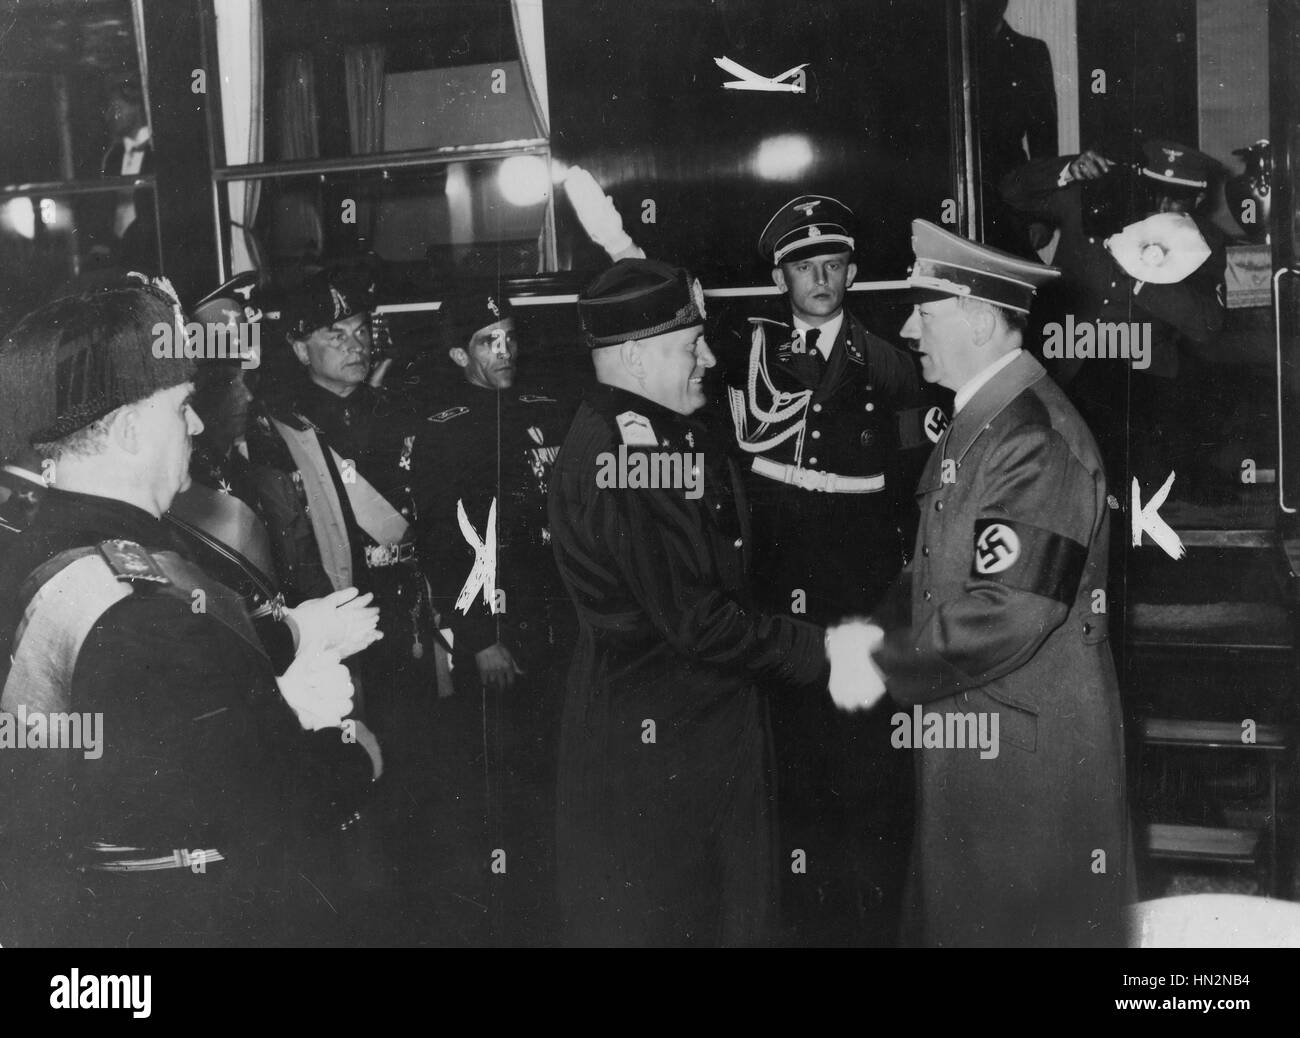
970, 517, 1086, 604
898, 405, 949, 449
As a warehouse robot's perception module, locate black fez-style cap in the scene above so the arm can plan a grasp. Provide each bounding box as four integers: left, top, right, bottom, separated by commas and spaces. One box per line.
758, 194, 856, 266
0, 276, 194, 456
905, 219, 1060, 315
578, 258, 706, 348
440, 289, 515, 349
261, 268, 373, 343
1139, 139, 1223, 192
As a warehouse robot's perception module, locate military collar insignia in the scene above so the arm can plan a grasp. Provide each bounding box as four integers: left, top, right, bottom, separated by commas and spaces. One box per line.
98, 539, 171, 586
428, 406, 470, 423
616, 410, 660, 447
292, 411, 324, 434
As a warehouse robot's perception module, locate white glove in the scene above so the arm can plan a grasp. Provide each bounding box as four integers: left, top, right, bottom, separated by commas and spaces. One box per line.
1105, 212, 1210, 285
825, 619, 888, 712
277, 648, 354, 731
563, 166, 645, 261
284, 587, 383, 661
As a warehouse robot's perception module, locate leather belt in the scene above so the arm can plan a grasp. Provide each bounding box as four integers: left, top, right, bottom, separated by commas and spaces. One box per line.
751, 457, 885, 494
364, 541, 417, 568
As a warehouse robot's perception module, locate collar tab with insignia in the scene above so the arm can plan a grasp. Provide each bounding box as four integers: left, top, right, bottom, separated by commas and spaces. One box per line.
615, 410, 660, 447
428, 406, 470, 423
98, 539, 171, 586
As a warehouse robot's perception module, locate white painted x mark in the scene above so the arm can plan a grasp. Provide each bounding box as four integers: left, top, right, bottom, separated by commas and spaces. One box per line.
455, 497, 498, 614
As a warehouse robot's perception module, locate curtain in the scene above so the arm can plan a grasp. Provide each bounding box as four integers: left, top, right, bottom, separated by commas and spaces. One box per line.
510, 0, 550, 137
275, 51, 320, 161
344, 44, 386, 239
511, 0, 555, 269
344, 44, 386, 155
1005, 0, 1079, 154
215, 0, 265, 274
272, 51, 323, 259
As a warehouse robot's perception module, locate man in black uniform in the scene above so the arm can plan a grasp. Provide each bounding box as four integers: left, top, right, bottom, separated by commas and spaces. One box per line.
0, 280, 363, 946
724, 195, 943, 944
973, 0, 1059, 256
1001, 138, 1227, 495
246, 270, 434, 725
549, 258, 883, 946
245, 269, 441, 941
412, 289, 569, 944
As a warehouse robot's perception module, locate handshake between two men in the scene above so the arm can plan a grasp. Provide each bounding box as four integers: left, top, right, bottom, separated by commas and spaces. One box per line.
824, 619, 890, 713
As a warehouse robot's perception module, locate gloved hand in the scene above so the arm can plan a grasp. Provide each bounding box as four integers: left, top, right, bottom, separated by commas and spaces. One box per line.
284, 587, 383, 660
563, 166, 646, 261
824, 619, 888, 712
1106, 211, 1211, 286
277, 648, 354, 731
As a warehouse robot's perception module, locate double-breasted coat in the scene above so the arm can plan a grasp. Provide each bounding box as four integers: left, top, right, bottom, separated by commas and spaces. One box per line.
874, 351, 1131, 947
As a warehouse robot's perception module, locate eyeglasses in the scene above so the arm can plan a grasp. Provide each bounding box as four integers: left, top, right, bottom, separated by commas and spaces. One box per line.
316, 323, 372, 353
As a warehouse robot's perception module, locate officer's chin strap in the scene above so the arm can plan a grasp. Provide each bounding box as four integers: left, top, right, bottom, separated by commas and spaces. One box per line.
727, 321, 812, 454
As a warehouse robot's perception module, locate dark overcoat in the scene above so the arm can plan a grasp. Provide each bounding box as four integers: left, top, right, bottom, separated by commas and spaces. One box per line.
548, 383, 827, 946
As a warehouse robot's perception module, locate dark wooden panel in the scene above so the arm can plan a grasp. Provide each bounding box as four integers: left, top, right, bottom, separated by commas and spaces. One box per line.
1077, 0, 1198, 161
545, 0, 956, 286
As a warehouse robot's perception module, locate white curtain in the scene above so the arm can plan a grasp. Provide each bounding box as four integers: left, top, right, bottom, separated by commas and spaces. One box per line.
216, 0, 265, 274
511, 0, 554, 270
1006, 0, 1079, 154
511, 0, 550, 137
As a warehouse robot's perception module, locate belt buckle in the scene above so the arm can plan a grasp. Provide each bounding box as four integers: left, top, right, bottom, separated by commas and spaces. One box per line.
793, 467, 821, 491
365, 544, 393, 568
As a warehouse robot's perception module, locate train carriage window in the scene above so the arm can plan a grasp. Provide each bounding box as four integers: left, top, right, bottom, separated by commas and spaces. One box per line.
206, 0, 554, 280
0, 0, 158, 328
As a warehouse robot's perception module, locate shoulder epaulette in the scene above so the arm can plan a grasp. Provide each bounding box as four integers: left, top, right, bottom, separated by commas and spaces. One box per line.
428, 406, 470, 423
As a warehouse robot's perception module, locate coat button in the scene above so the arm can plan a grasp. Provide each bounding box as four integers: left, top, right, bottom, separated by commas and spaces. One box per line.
811, 430, 821, 439
864, 402, 875, 412
1083, 621, 1093, 634
733, 537, 744, 549
923, 590, 932, 601
860, 431, 874, 446
809, 457, 818, 466
812, 403, 822, 413
922, 546, 930, 556
935, 501, 943, 512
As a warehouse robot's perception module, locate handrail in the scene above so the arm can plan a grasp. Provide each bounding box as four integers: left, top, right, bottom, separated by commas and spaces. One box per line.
1273, 266, 1299, 514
